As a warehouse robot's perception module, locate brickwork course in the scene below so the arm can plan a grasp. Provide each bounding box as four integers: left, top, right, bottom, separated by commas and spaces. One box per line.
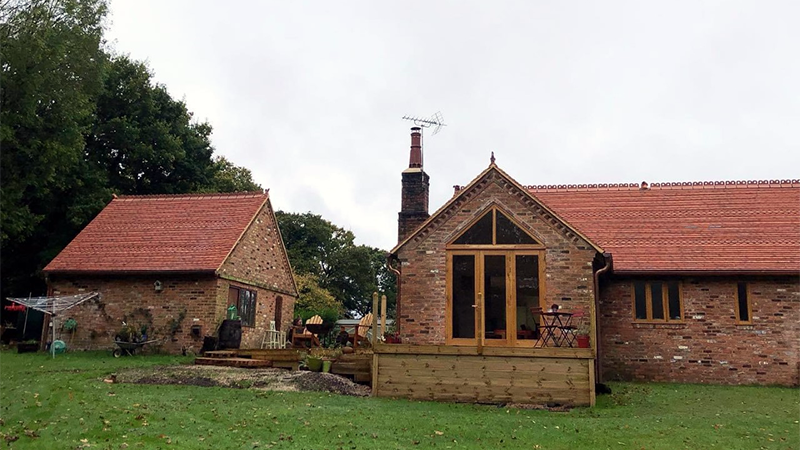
392, 128, 799, 386
44, 191, 297, 353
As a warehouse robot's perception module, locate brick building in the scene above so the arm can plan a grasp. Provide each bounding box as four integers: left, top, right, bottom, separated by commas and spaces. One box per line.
43, 191, 298, 352
376, 128, 798, 405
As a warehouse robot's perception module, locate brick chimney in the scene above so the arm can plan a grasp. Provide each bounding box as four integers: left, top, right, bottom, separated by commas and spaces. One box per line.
398, 127, 430, 242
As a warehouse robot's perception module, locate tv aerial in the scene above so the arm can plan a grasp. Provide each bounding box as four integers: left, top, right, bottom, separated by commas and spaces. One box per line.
402, 111, 447, 135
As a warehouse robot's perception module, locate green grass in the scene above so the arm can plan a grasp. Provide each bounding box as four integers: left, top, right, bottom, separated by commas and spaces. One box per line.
1, 351, 797, 449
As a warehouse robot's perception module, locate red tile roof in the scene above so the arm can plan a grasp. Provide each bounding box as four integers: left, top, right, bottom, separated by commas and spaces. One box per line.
44, 192, 269, 274
528, 180, 800, 274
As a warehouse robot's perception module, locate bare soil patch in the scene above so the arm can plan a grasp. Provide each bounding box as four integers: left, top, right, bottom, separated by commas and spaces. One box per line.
112, 364, 371, 396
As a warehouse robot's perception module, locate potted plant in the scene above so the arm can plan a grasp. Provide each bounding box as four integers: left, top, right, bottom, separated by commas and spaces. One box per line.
308, 347, 341, 373
575, 323, 590, 348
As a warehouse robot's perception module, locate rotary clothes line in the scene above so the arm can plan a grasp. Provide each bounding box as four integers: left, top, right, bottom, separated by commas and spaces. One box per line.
6, 292, 99, 358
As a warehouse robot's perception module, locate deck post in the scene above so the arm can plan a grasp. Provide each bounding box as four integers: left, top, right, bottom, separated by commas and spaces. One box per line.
372, 292, 379, 347
380, 294, 387, 338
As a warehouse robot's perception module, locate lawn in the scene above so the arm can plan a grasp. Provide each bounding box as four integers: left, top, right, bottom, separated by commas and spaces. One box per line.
0, 351, 797, 449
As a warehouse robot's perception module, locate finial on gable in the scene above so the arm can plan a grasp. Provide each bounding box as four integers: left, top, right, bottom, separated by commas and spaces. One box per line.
490, 151, 495, 164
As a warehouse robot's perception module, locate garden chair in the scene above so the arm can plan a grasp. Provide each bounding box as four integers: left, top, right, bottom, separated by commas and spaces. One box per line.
261, 320, 286, 349
291, 315, 321, 348
561, 309, 586, 348
342, 313, 373, 349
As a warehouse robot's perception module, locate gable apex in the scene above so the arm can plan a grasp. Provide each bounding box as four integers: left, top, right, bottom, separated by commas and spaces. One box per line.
390, 163, 604, 255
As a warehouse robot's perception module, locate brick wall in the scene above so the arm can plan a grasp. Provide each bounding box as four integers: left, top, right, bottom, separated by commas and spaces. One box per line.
218, 199, 297, 297
395, 170, 597, 344
599, 275, 800, 386
216, 278, 295, 348
48, 275, 218, 353
47, 199, 298, 354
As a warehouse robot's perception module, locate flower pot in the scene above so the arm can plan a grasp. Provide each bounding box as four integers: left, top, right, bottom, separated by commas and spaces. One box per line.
307, 356, 323, 372
322, 359, 332, 373
576, 335, 590, 348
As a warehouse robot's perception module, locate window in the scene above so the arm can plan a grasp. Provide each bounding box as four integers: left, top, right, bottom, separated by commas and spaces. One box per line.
735, 282, 751, 324
452, 208, 542, 246
229, 286, 257, 327
632, 281, 682, 322
446, 207, 545, 347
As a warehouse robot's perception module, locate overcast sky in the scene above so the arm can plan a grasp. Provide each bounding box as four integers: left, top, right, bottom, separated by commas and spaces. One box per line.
106, 1, 799, 250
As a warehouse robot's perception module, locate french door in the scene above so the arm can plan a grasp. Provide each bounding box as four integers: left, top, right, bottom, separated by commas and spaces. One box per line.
446, 250, 545, 347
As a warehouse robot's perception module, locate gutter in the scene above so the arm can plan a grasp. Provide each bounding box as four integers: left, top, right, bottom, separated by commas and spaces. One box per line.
592, 252, 612, 384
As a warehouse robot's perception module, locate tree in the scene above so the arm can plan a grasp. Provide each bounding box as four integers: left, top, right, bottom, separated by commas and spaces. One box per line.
0, 1, 263, 300
85, 56, 216, 195
1, 0, 108, 298
293, 272, 341, 324
1, 0, 107, 244
204, 156, 262, 193
275, 211, 396, 316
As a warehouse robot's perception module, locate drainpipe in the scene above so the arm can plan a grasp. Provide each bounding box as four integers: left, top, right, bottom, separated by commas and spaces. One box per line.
593, 252, 612, 383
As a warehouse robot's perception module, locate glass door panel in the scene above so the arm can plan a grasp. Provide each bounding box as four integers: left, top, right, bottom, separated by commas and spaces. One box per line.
483, 254, 507, 343
451, 254, 476, 339
515, 255, 540, 344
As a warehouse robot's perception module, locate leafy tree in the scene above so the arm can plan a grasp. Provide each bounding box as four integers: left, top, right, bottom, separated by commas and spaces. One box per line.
1, 0, 108, 298
275, 211, 396, 316
204, 156, 262, 193
0, 0, 107, 244
295, 273, 340, 311
293, 272, 342, 324
0, 0, 263, 300
86, 56, 216, 195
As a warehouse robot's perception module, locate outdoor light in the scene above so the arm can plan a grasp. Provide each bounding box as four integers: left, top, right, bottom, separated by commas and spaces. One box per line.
154, 280, 163, 292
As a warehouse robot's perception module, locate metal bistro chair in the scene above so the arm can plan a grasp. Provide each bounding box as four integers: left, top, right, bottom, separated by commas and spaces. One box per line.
530, 306, 559, 347
261, 320, 287, 349
561, 309, 586, 348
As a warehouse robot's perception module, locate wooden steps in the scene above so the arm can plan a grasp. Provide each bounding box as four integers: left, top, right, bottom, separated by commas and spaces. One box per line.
195, 348, 305, 370
195, 357, 273, 368
204, 350, 237, 358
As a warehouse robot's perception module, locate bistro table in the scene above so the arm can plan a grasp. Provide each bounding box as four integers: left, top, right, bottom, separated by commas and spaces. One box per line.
539, 311, 574, 347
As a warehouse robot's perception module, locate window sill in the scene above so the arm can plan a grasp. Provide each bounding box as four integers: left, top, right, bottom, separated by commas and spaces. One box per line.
631, 322, 687, 329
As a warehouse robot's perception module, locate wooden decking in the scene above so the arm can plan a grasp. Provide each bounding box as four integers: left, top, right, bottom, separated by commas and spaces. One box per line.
372, 344, 595, 406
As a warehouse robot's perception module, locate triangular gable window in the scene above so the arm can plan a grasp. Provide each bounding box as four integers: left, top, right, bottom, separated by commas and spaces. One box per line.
452, 208, 541, 246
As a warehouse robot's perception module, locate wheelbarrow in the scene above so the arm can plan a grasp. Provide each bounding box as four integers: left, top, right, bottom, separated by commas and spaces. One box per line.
112, 339, 162, 357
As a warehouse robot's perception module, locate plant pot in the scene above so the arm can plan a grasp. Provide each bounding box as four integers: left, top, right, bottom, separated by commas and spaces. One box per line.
321, 359, 333, 373
307, 356, 323, 372
17, 342, 39, 353
576, 335, 590, 348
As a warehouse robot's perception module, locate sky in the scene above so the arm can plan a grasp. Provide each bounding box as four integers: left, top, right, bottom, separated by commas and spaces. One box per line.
105, 1, 800, 251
